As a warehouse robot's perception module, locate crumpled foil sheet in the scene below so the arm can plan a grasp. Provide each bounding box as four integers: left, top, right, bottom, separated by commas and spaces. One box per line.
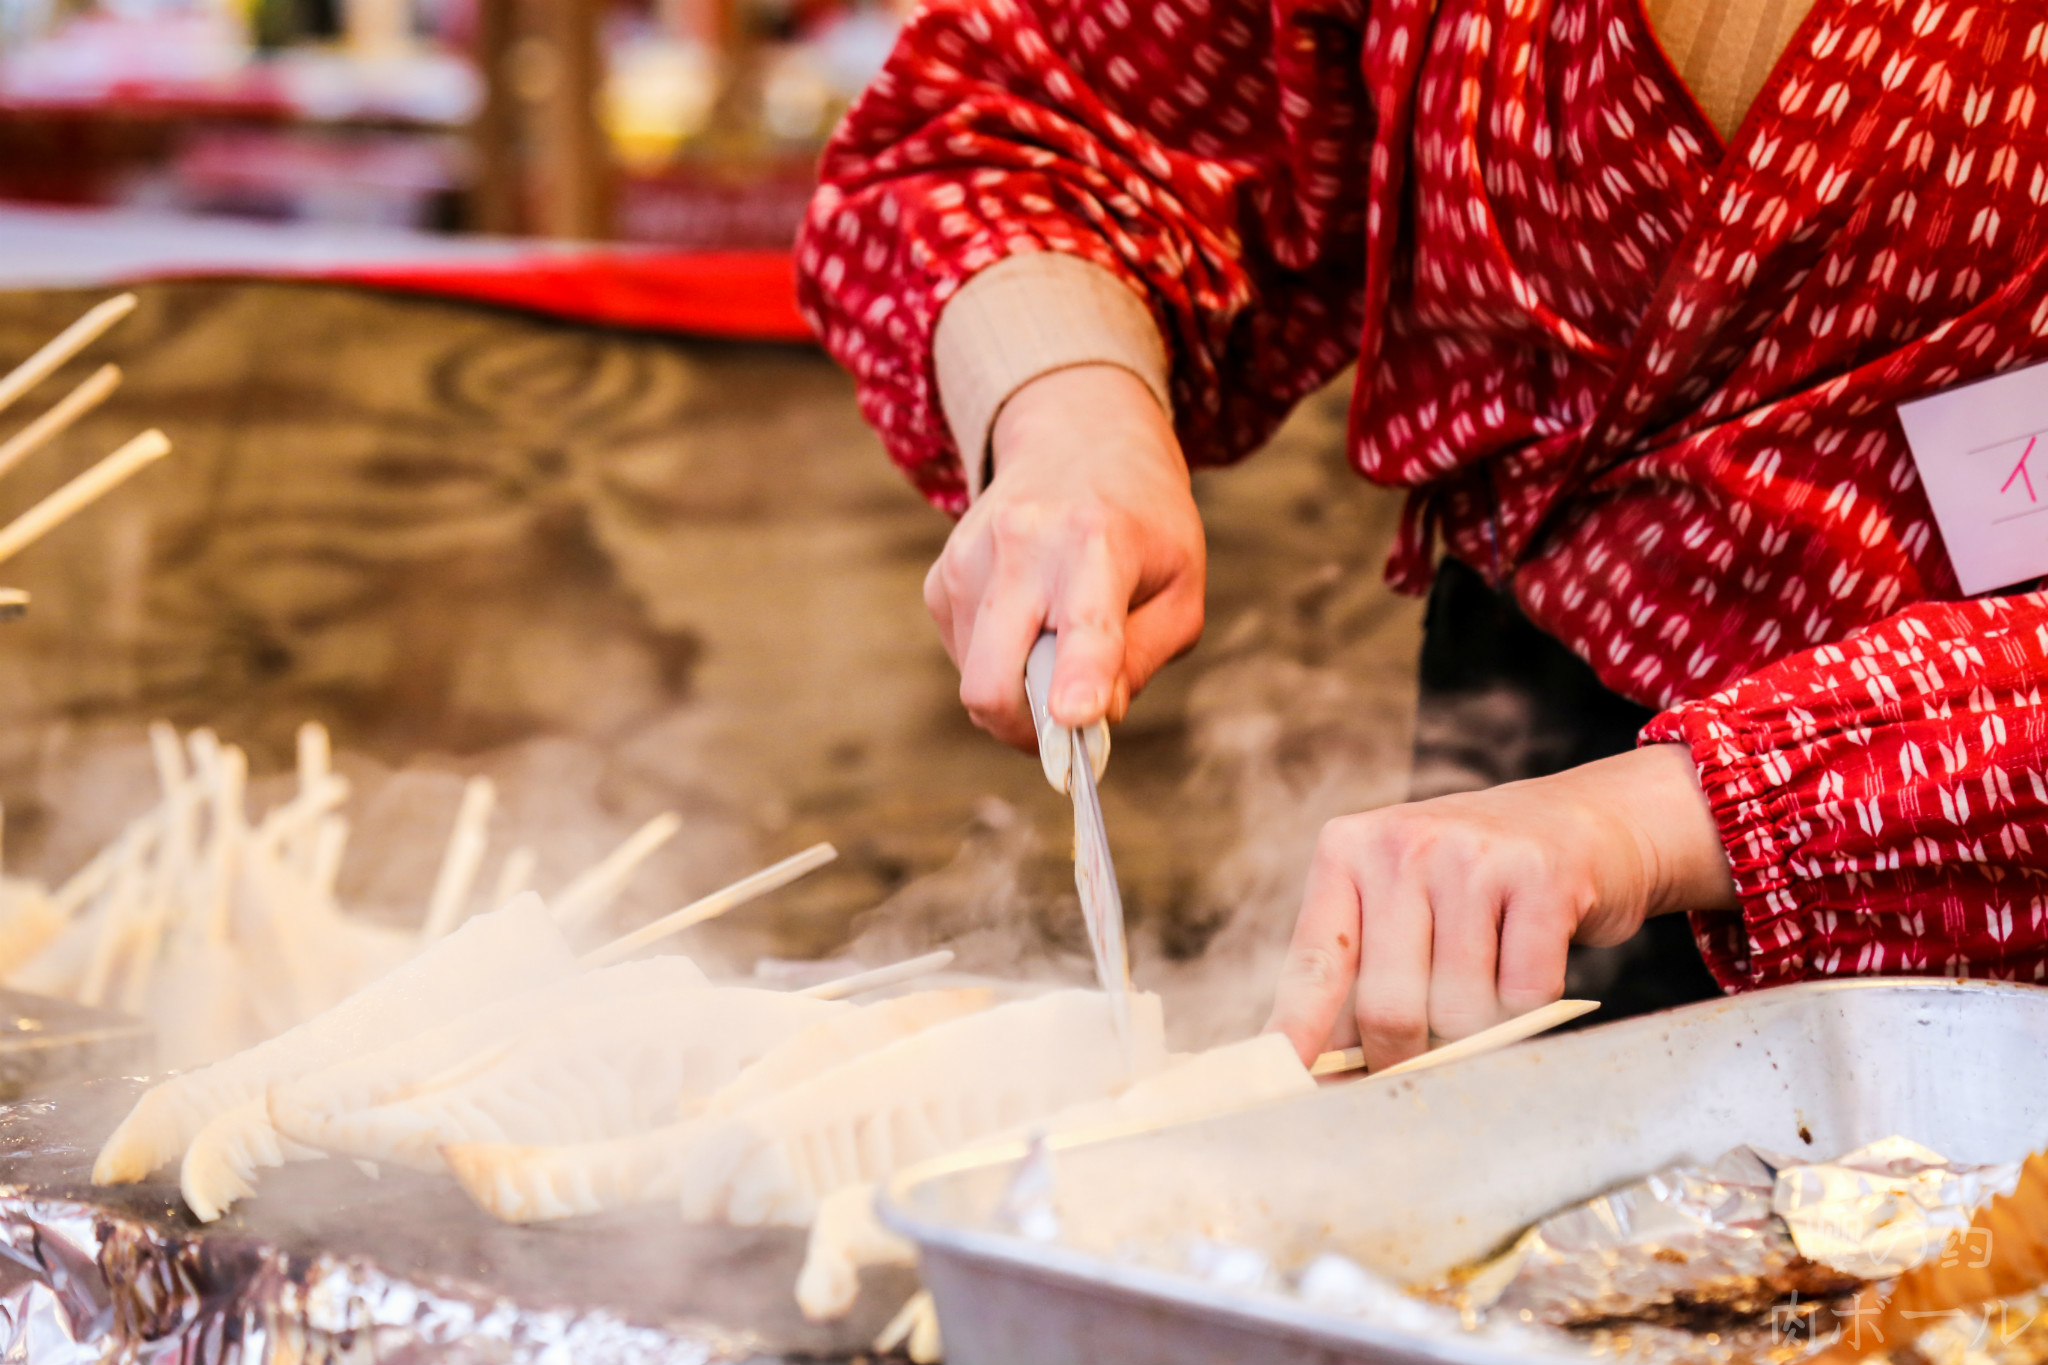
1458, 1138, 2019, 1335
0, 1082, 917, 1364
1773, 1136, 2017, 1281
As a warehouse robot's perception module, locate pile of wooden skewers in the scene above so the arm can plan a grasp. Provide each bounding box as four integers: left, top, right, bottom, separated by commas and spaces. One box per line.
0, 717, 838, 1071
0, 293, 173, 617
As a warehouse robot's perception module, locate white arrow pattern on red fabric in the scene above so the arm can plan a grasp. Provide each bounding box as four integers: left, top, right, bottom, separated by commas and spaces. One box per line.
798, 0, 2048, 992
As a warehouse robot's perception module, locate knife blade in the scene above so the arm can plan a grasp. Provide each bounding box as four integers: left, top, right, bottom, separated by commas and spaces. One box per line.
1022, 633, 1134, 1059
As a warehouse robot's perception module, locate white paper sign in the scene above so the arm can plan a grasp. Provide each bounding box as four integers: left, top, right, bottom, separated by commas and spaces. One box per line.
1897, 361, 2048, 595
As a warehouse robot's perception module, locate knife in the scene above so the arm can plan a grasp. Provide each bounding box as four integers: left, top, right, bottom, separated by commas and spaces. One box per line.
1022, 632, 1134, 1059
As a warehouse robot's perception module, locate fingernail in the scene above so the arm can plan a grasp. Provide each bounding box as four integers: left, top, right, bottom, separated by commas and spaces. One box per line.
1058, 682, 1105, 718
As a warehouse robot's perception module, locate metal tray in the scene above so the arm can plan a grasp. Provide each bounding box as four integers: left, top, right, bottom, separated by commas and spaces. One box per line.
0, 988, 151, 1099
882, 979, 2048, 1365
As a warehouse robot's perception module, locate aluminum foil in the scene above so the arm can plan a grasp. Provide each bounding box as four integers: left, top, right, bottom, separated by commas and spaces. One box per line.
1452, 1139, 2017, 1339
0, 1081, 918, 1364
1773, 1136, 2018, 1281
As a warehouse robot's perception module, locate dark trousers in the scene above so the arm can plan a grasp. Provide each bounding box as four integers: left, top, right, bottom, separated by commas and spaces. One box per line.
1412, 558, 1722, 1024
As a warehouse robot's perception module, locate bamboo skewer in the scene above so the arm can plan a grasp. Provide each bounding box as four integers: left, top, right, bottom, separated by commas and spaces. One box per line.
0, 428, 171, 567
420, 778, 496, 942
1310, 998, 1599, 1078
578, 842, 838, 969
0, 293, 136, 419
487, 846, 537, 913
800, 949, 956, 1001
0, 363, 120, 482
550, 812, 684, 929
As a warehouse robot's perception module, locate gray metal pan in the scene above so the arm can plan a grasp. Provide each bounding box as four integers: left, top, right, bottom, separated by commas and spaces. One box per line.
882, 979, 2048, 1365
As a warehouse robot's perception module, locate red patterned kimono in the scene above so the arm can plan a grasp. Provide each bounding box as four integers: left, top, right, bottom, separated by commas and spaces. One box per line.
795, 0, 2048, 991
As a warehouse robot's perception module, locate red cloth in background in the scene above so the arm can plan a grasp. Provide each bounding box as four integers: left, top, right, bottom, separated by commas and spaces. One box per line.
328, 249, 810, 342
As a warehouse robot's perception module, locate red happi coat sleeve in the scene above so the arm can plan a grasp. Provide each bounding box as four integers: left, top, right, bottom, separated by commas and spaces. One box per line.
793, 0, 1407, 514
1643, 590, 2048, 991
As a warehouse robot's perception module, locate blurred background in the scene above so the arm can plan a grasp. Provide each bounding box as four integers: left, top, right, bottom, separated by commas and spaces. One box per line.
0, 0, 897, 244
0, 0, 1440, 1047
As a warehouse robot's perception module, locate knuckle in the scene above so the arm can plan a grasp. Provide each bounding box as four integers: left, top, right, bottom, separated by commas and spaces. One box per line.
1315, 813, 1374, 859
1355, 1000, 1423, 1044
1282, 944, 1350, 993
1059, 500, 1114, 543
959, 674, 1006, 717
987, 502, 1049, 556
940, 553, 979, 604
1429, 1002, 1498, 1041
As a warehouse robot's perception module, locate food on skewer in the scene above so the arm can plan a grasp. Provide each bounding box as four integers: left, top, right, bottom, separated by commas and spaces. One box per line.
794, 1031, 1316, 1321
94, 825, 840, 1221
1, 716, 793, 1073
186, 955, 712, 1212
705, 986, 996, 1116
272, 985, 847, 1171
180, 1097, 323, 1223
678, 988, 1168, 1227
441, 987, 999, 1223
271, 954, 709, 1124
93, 890, 577, 1188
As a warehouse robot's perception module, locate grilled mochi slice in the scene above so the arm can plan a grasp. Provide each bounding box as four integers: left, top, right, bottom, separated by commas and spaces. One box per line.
177, 956, 712, 1220
679, 989, 1168, 1229
441, 987, 999, 1223
794, 1031, 1317, 1321
705, 987, 998, 1116
180, 1097, 322, 1223
269, 954, 709, 1123
93, 892, 575, 1188
273, 986, 848, 1172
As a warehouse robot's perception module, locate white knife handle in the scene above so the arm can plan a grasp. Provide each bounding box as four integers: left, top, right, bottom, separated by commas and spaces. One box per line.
1023, 632, 1109, 794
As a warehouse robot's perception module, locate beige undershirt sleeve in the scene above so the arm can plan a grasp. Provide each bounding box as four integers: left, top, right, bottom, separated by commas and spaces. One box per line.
930, 0, 1814, 498
933, 252, 1171, 500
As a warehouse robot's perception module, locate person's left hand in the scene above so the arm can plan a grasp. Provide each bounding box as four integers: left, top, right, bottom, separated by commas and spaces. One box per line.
1262, 744, 1737, 1070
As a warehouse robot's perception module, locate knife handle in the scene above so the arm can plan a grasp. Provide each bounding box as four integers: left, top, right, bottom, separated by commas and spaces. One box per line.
1022, 632, 1110, 794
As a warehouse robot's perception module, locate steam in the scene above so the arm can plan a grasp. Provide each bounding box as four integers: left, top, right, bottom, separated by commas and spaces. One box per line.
844, 563, 1424, 1051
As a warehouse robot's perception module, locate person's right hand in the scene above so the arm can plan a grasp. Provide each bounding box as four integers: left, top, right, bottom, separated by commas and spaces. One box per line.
925, 363, 1206, 750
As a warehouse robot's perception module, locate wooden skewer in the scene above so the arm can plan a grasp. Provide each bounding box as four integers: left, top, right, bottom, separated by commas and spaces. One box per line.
296, 721, 331, 792
800, 949, 955, 1001
203, 744, 248, 946
1310, 998, 1599, 1078
873, 1289, 932, 1356
0, 294, 136, 420
286, 721, 332, 876
309, 815, 349, 905
51, 810, 161, 919
0, 363, 119, 483
420, 777, 496, 941
0, 428, 170, 567
551, 812, 683, 929
578, 842, 837, 969
486, 845, 537, 912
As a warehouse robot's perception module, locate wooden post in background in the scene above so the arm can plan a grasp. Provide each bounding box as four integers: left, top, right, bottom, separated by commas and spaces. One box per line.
532, 0, 610, 238
467, 0, 613, 238
469, 0, 523, 234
